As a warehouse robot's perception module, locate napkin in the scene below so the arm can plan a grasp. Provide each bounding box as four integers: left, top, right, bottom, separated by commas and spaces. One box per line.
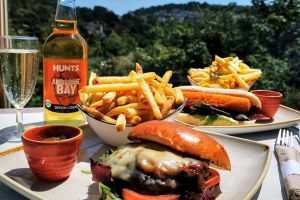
275, 146, 300, 200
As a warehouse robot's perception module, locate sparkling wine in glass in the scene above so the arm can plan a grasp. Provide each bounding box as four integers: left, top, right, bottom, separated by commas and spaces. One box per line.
0, 36, 39, 142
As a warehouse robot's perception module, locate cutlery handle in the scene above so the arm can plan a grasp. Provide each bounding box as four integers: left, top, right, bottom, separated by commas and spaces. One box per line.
0, 145, 23, 157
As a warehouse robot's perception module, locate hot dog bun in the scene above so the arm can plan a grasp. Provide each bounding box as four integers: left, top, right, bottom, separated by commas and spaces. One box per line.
180, 86, 262, 109
128, 120, 231, 170
183, 90, 251, 113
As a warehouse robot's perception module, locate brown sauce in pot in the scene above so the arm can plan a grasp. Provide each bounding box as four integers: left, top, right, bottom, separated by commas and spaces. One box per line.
28, 126, 79, 142
42, 135, 68, 141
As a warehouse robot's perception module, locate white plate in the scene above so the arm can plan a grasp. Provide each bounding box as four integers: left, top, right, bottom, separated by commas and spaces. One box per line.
176, 105, 300, 134
0, 125, 271, 200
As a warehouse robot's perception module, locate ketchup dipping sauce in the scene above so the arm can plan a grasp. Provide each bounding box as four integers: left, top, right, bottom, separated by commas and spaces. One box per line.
22, 125, 83, 181
251, 90, 283, 118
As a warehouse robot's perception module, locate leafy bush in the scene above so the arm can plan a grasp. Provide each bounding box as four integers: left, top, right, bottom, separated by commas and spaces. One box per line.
8, 0, 300, 110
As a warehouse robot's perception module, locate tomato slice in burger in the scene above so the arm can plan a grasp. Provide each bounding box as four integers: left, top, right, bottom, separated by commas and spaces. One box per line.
205, 168, 220, 189
122, 189, 180, 200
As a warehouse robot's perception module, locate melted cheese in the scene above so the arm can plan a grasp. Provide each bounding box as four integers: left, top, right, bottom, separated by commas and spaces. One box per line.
103, 143, 201, 181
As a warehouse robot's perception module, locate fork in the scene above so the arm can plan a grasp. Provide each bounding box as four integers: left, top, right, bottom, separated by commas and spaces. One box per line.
276, 129, 294, 148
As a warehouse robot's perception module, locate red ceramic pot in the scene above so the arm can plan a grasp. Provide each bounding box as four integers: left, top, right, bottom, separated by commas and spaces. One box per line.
251, 90, 283, 118
22, 125, 83, 181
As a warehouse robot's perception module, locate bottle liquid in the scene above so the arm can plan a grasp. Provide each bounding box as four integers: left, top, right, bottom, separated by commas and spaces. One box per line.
43, 0, 87, 125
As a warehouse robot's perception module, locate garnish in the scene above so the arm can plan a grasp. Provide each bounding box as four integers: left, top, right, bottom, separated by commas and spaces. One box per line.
90, 158, 119, 199
90, 158, 112, 183
184, 189, 215, 200
99, 183, 121, 200
81, 170, 92, 174
234, 114, 249, 121
99, 149, 114, 162
192, 102, 231, 117
99, 146, 123, 162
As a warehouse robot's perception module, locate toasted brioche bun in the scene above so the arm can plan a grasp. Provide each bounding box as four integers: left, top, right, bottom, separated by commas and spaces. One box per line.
128, 120, 231, 170
180, 86, 262, 109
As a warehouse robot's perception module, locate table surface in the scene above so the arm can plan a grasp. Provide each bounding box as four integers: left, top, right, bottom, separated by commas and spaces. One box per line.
0, 108, 299, 200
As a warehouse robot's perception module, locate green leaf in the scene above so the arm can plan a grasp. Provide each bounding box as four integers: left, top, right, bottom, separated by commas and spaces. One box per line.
99, 183, 121, 200
80, 170, 92, 174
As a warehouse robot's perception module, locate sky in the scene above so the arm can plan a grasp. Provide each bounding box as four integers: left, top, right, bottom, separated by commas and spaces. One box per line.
76, 0, 252, 15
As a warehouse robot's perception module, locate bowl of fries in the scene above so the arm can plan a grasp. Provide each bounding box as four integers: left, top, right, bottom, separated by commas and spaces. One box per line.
188, 55, 262, 90
78, 64, 187, 146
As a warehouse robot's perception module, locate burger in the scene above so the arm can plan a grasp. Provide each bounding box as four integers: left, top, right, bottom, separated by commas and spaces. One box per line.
176, 86, 269, 126
90, 121, 231, 200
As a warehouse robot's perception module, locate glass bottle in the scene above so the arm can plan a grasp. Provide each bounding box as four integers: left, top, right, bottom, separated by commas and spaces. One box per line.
43, 0, 87, 125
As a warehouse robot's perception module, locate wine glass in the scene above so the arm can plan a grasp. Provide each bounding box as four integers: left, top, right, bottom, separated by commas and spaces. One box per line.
0, 36, 39, 142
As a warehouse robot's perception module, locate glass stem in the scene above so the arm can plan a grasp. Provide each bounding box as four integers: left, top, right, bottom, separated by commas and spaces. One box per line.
16, 108, 24, 136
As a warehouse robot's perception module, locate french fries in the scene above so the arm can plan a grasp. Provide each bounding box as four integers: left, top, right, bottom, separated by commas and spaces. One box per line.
88, 72, 97, 86
127, 115, 142, 125
81, 105, 116, 124
90, 100, 103, 108
106, 103, 139, 117
102, 92, 117, 104
188, 55, 262, 90
174, 88, 184, 105
82, 83, 139, 93
136, 63, 143, 74
161, 96, 175, 116
79, 64, 184, 132
116, 114, 126, 132
124, 108, 149, 118
215, 56, 249, 90
94, 72, 156, 84
137, 77, 162, 119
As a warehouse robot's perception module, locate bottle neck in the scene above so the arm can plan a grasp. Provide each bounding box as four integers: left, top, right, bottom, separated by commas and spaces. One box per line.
55, 0, 77, 31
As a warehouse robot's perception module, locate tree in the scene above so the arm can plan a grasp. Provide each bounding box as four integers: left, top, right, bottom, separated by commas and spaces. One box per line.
9, 0, 300, 109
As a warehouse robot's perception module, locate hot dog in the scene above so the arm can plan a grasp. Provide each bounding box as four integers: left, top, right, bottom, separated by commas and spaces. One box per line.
177, 86, 263, 126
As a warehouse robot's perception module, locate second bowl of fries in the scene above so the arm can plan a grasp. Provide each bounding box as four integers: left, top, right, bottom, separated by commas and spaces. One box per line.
188, 55, 262, 90
78, 64, 187, 147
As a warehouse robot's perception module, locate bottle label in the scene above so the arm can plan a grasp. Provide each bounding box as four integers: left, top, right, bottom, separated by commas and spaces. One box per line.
43, 58, 87, 113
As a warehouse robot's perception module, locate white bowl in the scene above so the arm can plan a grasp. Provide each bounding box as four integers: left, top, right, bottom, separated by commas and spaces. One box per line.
78, 99, 187, 147
187, 75, 198, 86
187, 75, 255, 91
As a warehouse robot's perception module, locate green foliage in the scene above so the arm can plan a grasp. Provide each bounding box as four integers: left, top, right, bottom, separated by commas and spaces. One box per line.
285, 38, 300, 85
248, 54, 292, 92
284, 91, 300, 110
8, 0, 300, 110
